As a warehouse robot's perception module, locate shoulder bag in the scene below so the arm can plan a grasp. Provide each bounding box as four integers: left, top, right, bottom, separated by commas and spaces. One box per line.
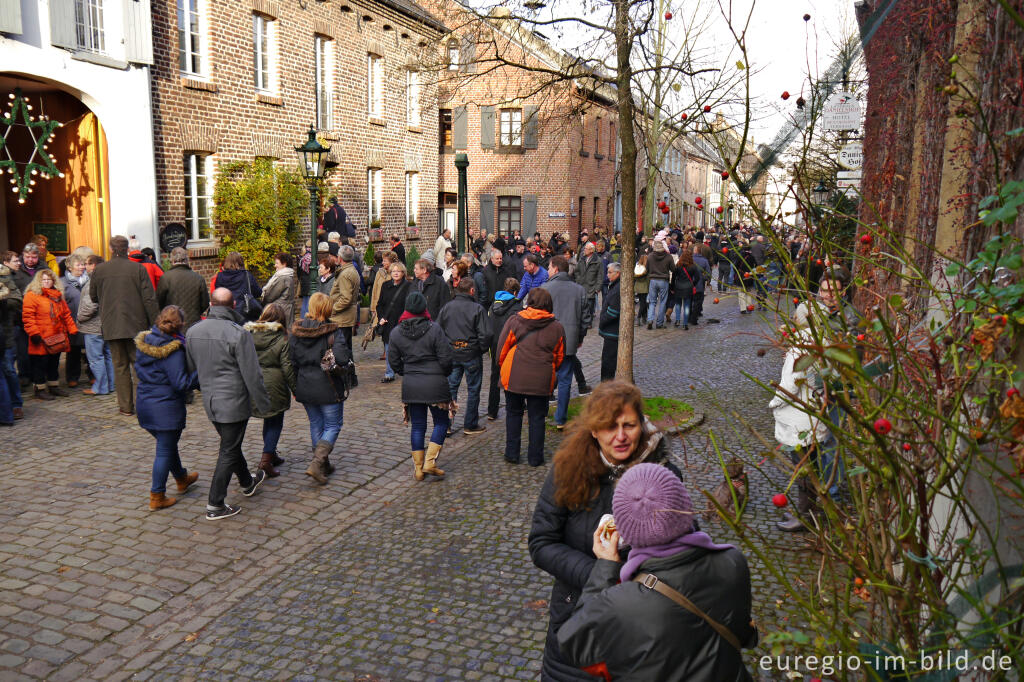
633, 572, 743, 652
241, 271, 263, 321
42, 299, 70, 354
320, 332, 355, 399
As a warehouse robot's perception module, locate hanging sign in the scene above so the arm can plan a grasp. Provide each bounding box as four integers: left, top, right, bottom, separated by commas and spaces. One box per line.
838, 142, 863, 170
160, 222, 189, 252
837, 170, 862, 180
822, 92, 861, 131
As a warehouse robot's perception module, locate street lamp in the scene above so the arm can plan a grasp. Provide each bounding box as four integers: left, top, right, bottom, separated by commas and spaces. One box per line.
295, 125, 331, 294
812, 179, 829, 206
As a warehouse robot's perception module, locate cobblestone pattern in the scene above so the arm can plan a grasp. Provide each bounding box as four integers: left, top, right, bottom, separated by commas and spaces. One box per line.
0, 289, 809, 680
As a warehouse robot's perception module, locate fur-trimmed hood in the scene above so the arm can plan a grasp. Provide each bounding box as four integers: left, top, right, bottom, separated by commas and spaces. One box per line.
243, 321, 283, 333
134, 329, 184, 358
290, 319, 339, 338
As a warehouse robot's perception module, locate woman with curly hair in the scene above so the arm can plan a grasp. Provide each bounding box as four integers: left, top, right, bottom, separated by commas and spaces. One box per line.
22, 268, 78, 400
528, 380, 682, 681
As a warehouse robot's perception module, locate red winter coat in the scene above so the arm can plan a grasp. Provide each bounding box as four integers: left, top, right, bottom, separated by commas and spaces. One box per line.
23, 288, 78, 355
129, 251, 163, 291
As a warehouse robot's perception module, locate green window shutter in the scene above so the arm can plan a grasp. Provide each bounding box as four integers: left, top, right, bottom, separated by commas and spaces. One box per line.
124, 0, 154, 64
479, 194, 495, 235
453, 105, 468, 150
523, 195, 537, 235
49, 0, 76, 49
480, 106, 495, 149
523, 105, 539, 149
0, 0, 23, 34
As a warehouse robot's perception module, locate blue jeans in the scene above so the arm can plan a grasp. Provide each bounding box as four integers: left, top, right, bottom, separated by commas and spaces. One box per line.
647, 279, 669, 326
83, 334, 115, 394
408, 403, 450, 450
3, 346, 22, 409
304, 401, 344, 448
819, 403, 845, 498
554, 357, 574, 425
384, 342, 395, 379
447, 357, 483, 430
146, 428, 186, 493
300, 296, 310, 318
262, 412, 285, 454
673, 299, 692, 326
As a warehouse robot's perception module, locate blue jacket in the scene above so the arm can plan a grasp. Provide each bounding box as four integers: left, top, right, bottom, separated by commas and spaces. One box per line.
517, 267, 549, 299
134, 327, 198, 432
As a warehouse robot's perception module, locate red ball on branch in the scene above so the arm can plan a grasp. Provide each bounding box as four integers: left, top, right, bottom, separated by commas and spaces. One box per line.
661, 205, 670, 215
721, 171, 729, 179
694, 196, 702, 204
681, 113, 687, 120
781, 91, 790, 100
664, 11, 672, 20
1008, 388, 1021, 398
902, 443, 912, 452
772, 493, 788, 508
860, 234, 873, 245
703, 105, 712, 113
873, 418, 892, 435
716, 206, 724, 214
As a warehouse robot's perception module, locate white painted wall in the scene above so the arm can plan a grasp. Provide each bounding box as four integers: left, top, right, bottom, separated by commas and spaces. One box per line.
0, 0, 158, 250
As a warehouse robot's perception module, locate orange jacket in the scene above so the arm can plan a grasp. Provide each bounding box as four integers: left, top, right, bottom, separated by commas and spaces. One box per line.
23, 288, 78, 355
497, 307, 565, 396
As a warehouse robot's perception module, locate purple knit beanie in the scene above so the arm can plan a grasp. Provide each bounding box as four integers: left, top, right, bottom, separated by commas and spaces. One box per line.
612, 464, 696, 548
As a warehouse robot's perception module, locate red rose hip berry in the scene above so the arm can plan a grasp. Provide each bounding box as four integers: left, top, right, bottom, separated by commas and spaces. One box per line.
873, 418, 892, 435
772, 493, 788, 508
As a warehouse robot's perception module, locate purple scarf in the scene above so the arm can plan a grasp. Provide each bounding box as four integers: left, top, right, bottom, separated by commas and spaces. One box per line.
619, 531, 734, 583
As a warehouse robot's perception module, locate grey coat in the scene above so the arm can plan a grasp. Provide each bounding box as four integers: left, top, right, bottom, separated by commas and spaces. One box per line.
541, 273, 591, 355
574, 254, 603, 297
76, 279, 102, 336
185, 305, 270, 424
261, 268, 297, 321
89, 255, 159, 340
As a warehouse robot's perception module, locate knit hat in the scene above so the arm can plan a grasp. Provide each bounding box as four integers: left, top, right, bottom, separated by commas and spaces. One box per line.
612, 464, 696, 548
404, 291, 427, 315
317, 242, 329, 253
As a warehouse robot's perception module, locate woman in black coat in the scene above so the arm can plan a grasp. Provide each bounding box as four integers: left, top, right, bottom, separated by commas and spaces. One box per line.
288, 292, 351, 485
528, 380, 682, 681
670, 250, 702, 330
211, 251, 262, 320
387, 291, 454, 481
375, 261, 411, 383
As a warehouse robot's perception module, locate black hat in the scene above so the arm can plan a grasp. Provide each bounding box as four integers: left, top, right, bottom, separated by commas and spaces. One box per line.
404, 291, 427, 315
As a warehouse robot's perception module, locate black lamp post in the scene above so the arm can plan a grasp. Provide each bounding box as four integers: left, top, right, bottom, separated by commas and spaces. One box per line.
811, 179, 829, 224
295, 125, 331, 294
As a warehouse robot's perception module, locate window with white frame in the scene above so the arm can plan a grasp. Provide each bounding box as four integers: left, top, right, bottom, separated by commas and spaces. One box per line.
367, 54, 383, 118
253, 14, 275, 93
447, 40, 460, 71
498, 196, 521, 236
178, 0, 204, 76
315, 36, 333, 129
368, 168, 383, 225
500, 109, 522, 147
75, 0, 105, 53
184, 153, 213, 241
405, 172, 419, 226
406, 70, 421, 127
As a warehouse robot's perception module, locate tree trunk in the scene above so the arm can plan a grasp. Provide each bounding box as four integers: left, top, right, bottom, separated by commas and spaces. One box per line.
614, 0, 637, 384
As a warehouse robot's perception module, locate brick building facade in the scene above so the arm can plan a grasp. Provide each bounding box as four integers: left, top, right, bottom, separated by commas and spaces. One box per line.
421, 3, 619, 249
150, 0, 446, 279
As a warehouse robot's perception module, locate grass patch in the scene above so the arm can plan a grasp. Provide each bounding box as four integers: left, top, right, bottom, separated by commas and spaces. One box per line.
549, 395, 693, 430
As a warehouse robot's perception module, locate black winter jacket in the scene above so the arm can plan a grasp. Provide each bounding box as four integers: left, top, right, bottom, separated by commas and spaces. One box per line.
414, 273, 451, 321
376, 279, 412, 344
528, 426, 681, 681
388, 316, 454, 404
671, 263, 701, 300
481, 261, 516, 305
598, 280, 620, 339
436, 292, 492, 362
557, 550, 757, 681
287, 319, 351, 405
213, 268, 262, 313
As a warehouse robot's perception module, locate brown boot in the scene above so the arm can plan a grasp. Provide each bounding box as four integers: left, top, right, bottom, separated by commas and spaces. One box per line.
411, 450, 425, 481
149, 492, 177, 510
47, 382, 70, 397
175, 471, 199, 494
323, 454, 335, 476
270, 452, 285, 467
34, 385, 54, 401
423, 442, 445, 478
258, 453, 280, 478
305, 441, 331, 485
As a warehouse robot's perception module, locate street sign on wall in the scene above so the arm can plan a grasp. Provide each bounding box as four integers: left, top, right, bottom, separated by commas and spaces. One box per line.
837, 170, 862, 180
838, 142, 863, 169
823, 92, 861, 131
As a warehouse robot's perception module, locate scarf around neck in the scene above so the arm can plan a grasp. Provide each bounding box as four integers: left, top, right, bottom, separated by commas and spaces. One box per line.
619, 532, 735, 583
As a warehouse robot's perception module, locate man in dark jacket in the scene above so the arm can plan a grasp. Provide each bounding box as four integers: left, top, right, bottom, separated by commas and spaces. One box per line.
90, 235, 159, 415
413, 258, 451, 320
575, 242, 603, 316
436, 278, 492, 435
389, 235, 407, 267
692, 245, 712, 326
186, 288, 272, 520
481, 249, 515, 308
157, 248, 209, 329
542, 256, 593, 428
598, 263, 621, 381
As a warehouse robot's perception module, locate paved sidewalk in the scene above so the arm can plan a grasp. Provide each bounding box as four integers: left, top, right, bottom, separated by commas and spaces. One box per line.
0, 293, 808, 680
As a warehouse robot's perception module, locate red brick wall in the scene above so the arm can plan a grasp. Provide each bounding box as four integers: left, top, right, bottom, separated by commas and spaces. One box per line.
150, 0, 444, 282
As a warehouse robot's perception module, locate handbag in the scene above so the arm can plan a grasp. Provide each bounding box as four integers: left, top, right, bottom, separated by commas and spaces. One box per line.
42, 299, 70, 354
320, 333, 355, 399
634, 263, 647, 276
241, 271, 263, 321
633, 572, 744, 652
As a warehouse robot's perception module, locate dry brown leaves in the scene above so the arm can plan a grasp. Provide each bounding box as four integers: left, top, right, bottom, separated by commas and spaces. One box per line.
973, 318, 1006, 360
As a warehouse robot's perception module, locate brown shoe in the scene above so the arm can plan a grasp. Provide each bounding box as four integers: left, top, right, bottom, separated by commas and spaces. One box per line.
67, 380, 78, 388
149, 492, 177, 510
423, 442, 445, 478
305, 441, 331, 485
82, 389, 96, 395
258, 453, 280, 478
323, 454, 335, 476
47, 383, 70, 397
270, 452, 285, 467
12, 407, 23, 419
174, 471, 199, 494
34, 386, 54, 401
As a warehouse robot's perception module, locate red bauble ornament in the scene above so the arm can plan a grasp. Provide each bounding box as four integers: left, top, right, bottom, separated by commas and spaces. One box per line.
856, 334, 865, 342
657, 200, 666, 209
716, 206, 724, 214
781, 91, 790, 100
902, 443, 912, 451
664, 11, 672, 20
860, 234, 873, 245
1008, 388, 1021, 398
721, 171, 729, 179
703, 105, 711, 113
815, 259, 823, 266
681, 113, 687, 120
694, 196, 702, 204
747, 304, 755, 312
661, 205, 670, 215
713, 298, 720, 304
772, 493, 788, 508
792, 297, 800, 305
721, 247, 728, 253
873, 418, 892, 435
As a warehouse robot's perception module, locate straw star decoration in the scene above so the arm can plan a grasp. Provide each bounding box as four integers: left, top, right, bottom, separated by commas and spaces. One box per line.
0, 88, 63, 204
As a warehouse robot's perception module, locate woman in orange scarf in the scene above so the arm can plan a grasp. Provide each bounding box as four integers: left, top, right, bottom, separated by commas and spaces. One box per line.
22, 269, 78, 400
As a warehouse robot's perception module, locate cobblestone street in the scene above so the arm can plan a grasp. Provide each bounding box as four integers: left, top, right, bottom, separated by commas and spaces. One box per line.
1, 294, 812, 681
